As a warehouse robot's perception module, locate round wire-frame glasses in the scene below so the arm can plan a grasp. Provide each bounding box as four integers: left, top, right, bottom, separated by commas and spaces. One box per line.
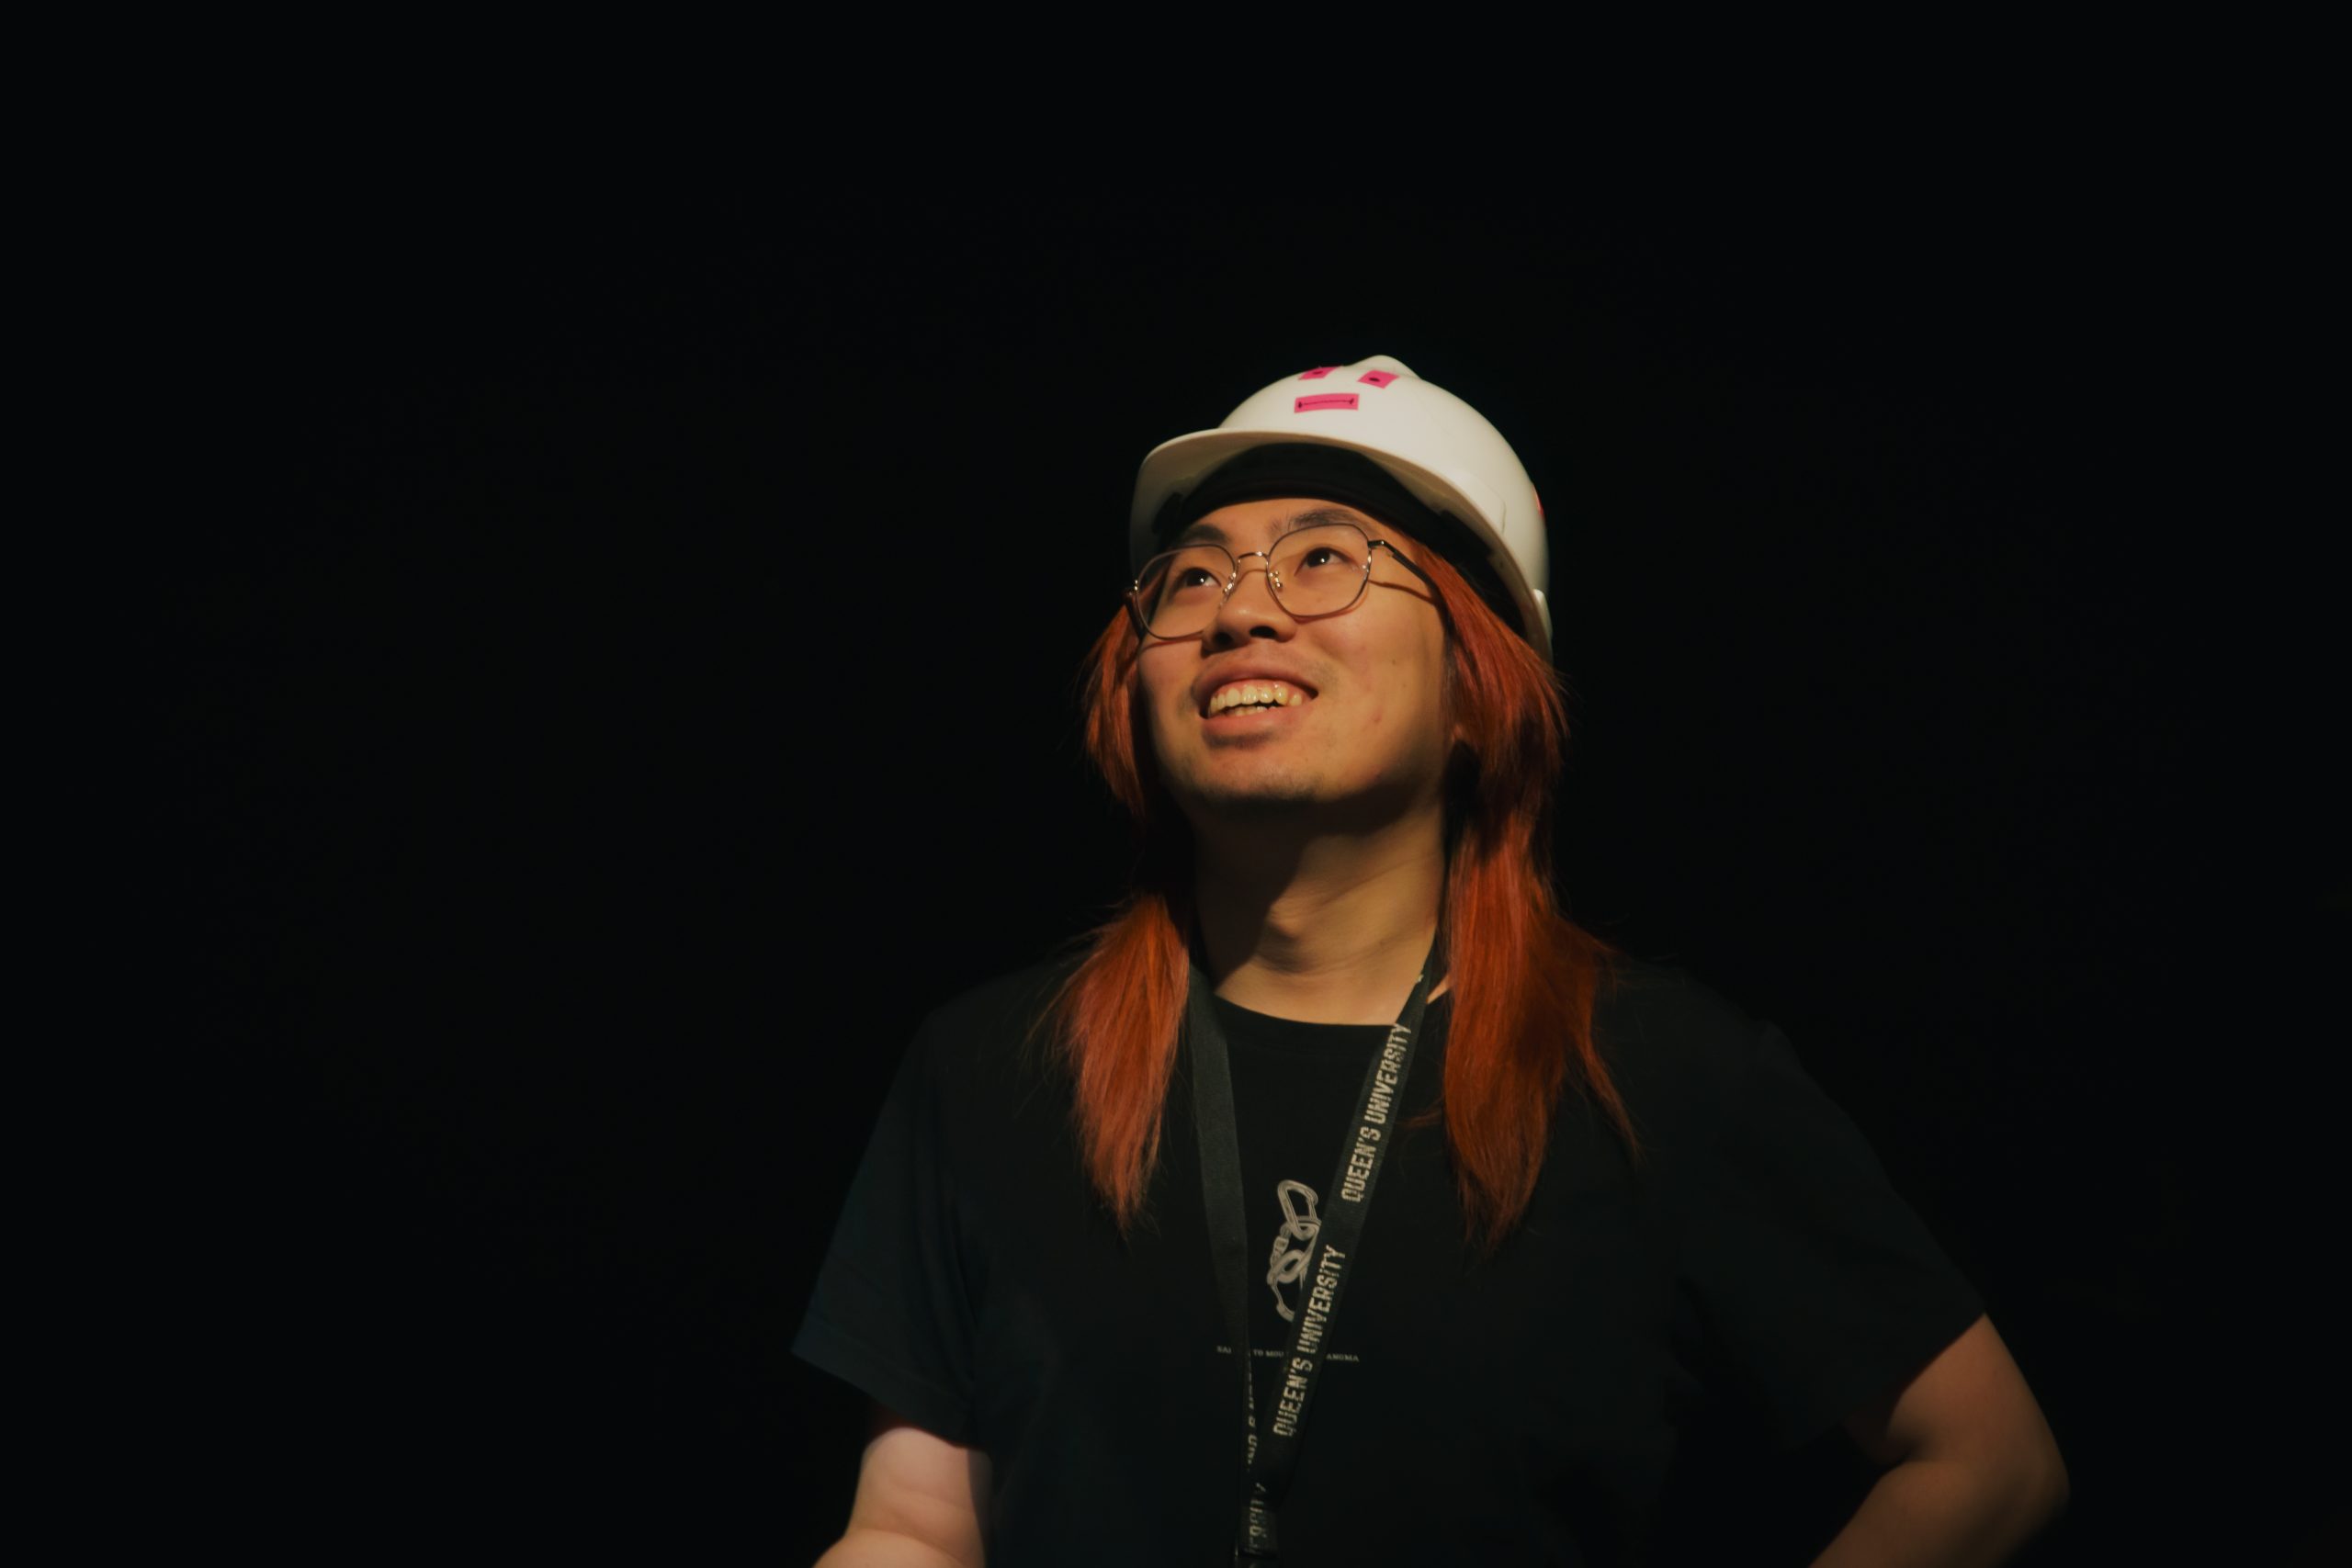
1125, 521, 1442, 642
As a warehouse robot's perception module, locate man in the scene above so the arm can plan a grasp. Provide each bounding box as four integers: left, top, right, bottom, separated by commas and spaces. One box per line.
798, 355, 2067, 1565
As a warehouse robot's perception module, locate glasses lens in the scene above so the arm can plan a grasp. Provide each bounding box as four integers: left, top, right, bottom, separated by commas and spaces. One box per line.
1270, 525, 1371, 616
1134, 545, 1233, 638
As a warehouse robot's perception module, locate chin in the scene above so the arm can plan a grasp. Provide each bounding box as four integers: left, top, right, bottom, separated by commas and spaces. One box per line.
1176, 771, 1328, 817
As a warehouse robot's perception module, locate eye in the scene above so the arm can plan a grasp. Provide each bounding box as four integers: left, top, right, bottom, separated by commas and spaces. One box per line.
1298, 546, 1343, 570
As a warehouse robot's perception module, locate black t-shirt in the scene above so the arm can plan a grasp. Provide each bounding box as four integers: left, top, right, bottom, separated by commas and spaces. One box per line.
793, 958, 1983, 1565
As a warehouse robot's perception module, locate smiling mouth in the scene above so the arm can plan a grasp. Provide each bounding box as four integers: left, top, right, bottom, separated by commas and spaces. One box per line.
1203, 681, 1315, 718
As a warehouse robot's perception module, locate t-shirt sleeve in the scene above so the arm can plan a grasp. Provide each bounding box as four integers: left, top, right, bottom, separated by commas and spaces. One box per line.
792, 1016, 980, 1445
1676, 1018, 1985, 1450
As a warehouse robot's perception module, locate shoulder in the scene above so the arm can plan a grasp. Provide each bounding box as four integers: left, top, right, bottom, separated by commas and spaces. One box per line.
1592, 955, 1769, 1077
919, 954, 1078, 1036
902, 951, 1087, 1099
915, 953, 1083, 1047
1587, 955, 1780, 1155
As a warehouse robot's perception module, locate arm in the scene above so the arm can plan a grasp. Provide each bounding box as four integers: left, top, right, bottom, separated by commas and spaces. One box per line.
1812, 1314, 2068, 1567
814, 1404, 993, 1568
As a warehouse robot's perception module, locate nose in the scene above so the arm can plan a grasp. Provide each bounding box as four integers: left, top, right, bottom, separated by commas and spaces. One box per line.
1206, 554, 1295, 646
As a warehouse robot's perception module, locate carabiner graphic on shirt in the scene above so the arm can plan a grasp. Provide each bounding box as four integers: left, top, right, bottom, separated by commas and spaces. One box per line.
1265, 1179, 1322, 1323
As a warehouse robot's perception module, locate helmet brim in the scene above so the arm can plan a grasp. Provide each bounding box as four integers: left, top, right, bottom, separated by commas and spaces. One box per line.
1132, 426, 1550, 650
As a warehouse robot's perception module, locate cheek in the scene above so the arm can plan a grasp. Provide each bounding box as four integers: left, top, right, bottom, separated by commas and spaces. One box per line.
1136, 663, 1190, 751
1391, 641, 1451, 759
1359, 648, 1444, 755
1385, 636, 1448, 713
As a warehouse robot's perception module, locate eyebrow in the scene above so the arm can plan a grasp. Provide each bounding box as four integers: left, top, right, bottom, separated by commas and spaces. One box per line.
1171, 505, 1369, 547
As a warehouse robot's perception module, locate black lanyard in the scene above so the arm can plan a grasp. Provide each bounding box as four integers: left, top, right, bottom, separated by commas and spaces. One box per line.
1186, 938, 1438, 1565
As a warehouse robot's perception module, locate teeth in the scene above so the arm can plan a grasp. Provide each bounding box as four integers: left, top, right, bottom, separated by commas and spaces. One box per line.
1207, 682, 1307, 716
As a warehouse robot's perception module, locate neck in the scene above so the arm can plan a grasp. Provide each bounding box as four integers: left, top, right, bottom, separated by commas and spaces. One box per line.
1190, 807, 1446, 1024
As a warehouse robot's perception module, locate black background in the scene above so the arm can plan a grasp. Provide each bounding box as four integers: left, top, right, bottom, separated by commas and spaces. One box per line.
160, 178, 2340, 1561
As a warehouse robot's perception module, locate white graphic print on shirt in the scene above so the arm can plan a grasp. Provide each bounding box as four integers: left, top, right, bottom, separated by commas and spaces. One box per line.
1265, 1179, 1321, 1323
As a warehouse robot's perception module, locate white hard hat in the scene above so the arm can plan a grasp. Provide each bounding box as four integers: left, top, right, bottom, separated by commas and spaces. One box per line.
1130, 355, 1553, 650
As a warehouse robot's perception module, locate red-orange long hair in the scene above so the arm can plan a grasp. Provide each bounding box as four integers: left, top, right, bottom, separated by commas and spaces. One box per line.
1044, 542, 1635, 1258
